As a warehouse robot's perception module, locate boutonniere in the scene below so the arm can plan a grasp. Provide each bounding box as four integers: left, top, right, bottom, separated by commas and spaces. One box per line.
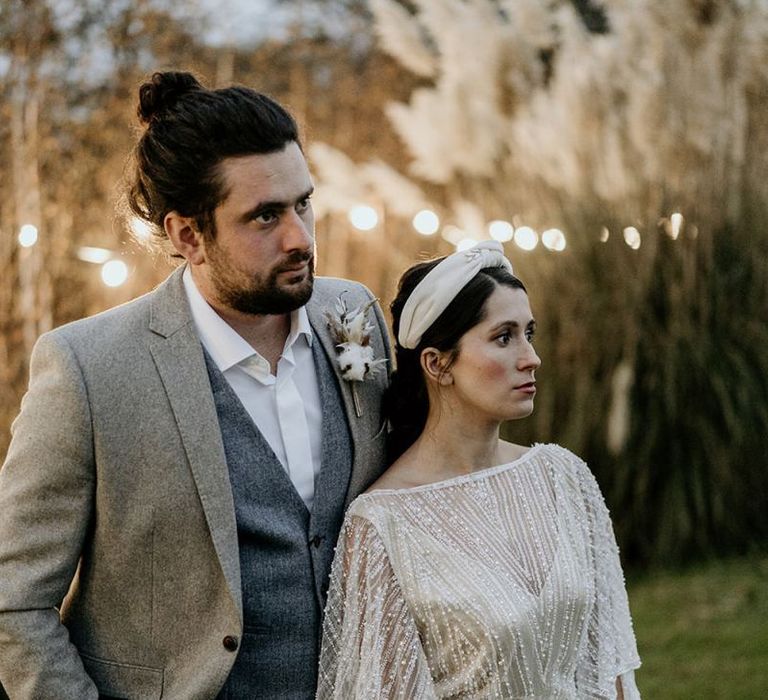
326, 293, 388, 417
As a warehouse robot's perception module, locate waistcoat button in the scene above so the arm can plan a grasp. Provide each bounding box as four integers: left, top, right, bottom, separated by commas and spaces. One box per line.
222, 635, 239, 652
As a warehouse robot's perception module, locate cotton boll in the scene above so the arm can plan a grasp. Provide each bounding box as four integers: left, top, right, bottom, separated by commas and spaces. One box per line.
337, 343, 376, 381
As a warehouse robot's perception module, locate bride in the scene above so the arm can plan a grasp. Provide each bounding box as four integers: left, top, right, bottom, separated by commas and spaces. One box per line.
317, 241, 641, 699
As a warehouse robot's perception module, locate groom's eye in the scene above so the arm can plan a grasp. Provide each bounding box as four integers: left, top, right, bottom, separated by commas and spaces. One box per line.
254, 210, 278, 224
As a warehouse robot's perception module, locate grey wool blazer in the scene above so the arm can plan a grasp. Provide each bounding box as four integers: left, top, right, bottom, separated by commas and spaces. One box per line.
0, 266, 391, 700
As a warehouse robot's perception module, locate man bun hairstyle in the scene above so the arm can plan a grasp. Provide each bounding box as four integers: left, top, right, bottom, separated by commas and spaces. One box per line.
136, 71, 203, 125
384, 258, 526, 462
126, 70, 300, 254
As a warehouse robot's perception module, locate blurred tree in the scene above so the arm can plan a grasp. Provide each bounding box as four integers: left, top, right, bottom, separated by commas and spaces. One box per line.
0, 0, 222, 455
309, 0, 768, 565
0, 0, 424, 456
7, 0, 763, 567
1, 0, 59, 458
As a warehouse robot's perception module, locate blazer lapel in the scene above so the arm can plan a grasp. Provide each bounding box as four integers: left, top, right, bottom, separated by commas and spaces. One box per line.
306, 289, 388, 507
306, 333, 352, 527
147, 267, 242, 617
306, 301, 360, 438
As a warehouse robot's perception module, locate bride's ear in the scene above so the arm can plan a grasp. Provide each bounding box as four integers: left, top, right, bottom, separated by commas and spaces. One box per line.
420, 348, 454, 386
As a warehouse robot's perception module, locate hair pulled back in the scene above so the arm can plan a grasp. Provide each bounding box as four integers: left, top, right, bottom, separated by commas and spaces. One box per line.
126, 71, 299, 251
384, 259, 526, 462
136, 71, 203, 125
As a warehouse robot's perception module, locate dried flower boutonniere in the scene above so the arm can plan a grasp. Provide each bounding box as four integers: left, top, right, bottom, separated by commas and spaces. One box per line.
326, 293, 388, 417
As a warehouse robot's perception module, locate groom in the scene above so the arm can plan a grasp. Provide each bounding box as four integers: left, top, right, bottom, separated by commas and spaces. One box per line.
0, 71, 390, 699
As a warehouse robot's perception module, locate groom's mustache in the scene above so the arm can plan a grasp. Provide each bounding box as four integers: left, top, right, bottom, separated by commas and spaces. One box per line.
274, 252, 313, 273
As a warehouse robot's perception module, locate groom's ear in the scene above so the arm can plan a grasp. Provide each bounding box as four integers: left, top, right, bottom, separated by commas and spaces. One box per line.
165, 211, 206, 264
420, 348, 454, 386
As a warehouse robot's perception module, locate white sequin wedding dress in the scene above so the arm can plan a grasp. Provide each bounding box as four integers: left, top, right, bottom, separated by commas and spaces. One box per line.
317, 444, 641, 699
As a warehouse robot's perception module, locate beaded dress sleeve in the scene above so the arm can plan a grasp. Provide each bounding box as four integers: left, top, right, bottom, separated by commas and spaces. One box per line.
574, 458, 642, 699
316, 513, 437, 700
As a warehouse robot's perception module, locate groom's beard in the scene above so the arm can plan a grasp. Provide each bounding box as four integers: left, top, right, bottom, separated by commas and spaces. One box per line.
209, 250, 315, 316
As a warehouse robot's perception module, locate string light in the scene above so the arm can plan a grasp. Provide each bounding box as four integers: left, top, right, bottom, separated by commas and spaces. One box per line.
514, 226, 538, 251
348, 205, 378, 231
489, 220, 514, 242
441, 225, 464, 245
101, 260, 129, 287
412, 209, 439, 236
541, 228, 566, 251
668, 212, 683, 240
600, 226, 610, 243
77, 246, 112, 264
18, 224, 38, 248
623, 227, 641, 250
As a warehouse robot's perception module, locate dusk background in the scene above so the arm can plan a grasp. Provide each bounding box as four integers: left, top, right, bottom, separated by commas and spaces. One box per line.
1, 1, 767, 696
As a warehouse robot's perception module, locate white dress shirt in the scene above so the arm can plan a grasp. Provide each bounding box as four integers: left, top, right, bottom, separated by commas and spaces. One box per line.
182, 266, 323, 509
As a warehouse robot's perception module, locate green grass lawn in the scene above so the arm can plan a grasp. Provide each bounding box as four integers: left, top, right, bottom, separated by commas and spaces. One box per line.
628, 555, 768, 699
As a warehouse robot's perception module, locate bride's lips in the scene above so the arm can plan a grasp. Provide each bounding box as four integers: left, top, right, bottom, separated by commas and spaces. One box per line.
514, 381, 537, 394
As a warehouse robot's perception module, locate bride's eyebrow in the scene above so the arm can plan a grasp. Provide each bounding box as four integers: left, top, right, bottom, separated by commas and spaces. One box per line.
489, 319, 536, 333
488, 320, 520, 333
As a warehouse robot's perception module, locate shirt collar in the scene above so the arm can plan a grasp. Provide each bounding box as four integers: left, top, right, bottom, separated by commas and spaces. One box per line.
182, 265, 313, 373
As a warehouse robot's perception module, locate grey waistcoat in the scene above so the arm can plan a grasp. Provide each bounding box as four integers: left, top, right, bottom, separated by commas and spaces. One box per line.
205, 336, 353, 700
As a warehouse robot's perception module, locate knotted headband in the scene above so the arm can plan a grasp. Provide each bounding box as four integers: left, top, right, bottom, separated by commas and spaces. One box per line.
398, 240, 514, 349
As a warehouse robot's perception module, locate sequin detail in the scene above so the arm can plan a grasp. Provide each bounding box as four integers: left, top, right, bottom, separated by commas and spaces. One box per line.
317, 444, 641, 699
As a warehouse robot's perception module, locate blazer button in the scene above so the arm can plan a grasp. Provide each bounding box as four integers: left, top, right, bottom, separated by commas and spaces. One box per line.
222, 635, 239, 652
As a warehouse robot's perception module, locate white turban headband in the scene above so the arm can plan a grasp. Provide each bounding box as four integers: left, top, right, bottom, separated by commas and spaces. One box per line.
398, 241, 514, 349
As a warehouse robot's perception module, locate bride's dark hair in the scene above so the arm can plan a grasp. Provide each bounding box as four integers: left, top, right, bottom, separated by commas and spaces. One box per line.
384, 257, 526, 462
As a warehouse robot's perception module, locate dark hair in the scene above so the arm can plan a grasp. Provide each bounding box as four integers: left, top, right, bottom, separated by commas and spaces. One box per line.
126, 71, 300, 251
384, 258, 527, 462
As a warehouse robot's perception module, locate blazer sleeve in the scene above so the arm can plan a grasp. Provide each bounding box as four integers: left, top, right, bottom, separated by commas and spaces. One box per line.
575, 461, 642, 699
317, 514, 437, 700
0, 331, 99, 699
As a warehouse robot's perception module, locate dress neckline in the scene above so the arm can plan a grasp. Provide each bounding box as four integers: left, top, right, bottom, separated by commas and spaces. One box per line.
362, 442, 547, 497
